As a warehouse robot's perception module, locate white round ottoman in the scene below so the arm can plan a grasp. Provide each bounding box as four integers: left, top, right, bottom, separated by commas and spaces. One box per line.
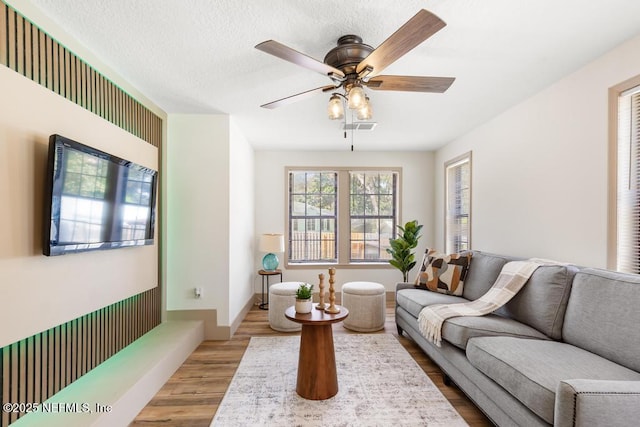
341, 281, 386, 332
268, 282, 305, 332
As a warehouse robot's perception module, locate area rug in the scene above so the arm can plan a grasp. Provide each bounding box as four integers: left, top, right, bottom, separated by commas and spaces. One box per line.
211, 334, 468, 426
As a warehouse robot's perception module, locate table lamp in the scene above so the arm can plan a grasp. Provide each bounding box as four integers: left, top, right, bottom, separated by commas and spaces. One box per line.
259, 233, 285, 271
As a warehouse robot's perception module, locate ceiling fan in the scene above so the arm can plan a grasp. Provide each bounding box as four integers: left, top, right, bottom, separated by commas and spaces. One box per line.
255, 9, 455, 120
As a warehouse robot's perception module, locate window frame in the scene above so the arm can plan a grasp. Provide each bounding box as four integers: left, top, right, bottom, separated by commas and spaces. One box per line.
444, 152, 472, 254
608, 74, 640, 272
285, 166, 401, 269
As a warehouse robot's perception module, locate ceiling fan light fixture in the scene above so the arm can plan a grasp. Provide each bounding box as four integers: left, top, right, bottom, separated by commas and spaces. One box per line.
357, 96, 372, 120
328, 94, 344, 120
347, 85, 366, 110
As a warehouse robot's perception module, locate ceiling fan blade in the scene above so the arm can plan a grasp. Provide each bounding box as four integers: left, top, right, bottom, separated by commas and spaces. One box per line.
366, 75, 455, 93
260, 85, 336, 109
256, 40, 345, 79
356, 9, 446, 77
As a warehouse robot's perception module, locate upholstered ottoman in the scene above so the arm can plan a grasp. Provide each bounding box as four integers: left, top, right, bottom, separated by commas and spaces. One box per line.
341, 281, 386, 332
268, 282, 304, 332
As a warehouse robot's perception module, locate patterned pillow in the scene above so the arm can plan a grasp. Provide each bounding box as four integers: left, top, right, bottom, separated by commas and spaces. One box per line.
414, 249, 472, 296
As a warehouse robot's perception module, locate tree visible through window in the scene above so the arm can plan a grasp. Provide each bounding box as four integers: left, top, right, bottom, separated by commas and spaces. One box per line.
287, 168, 399, 265
349, 171, 396, 261
288, 171, 337, 262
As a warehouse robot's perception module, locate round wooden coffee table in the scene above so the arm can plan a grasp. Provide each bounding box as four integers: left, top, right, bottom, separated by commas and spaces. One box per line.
285, 305, 349, 400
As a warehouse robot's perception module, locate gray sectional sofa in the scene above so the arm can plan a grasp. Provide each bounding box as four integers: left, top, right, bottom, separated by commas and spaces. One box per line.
395, 250, 640, 426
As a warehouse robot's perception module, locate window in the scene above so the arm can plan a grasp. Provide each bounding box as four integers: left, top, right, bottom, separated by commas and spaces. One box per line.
287, 168, 400, 266
445, 153, 471, 253
288, 171, 337, 262
610, 77, 640, 273
349, 171, 397, 261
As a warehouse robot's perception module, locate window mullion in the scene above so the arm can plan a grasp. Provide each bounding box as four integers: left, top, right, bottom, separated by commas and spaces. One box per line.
337, 170, 351, 264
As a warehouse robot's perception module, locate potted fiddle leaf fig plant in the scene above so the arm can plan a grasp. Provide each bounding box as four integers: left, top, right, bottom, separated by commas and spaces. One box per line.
295, 283, 314, 314
386, 220, 423, 282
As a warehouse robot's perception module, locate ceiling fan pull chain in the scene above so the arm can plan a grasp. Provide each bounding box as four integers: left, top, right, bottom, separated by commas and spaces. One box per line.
351, 110, 355, 151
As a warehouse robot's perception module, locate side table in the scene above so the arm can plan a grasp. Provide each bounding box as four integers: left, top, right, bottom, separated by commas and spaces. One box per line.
285, 305, 349, 400
258, 269, 282, 310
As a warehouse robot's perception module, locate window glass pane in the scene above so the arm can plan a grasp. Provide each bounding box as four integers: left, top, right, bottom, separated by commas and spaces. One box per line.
349, 171, 398, 262
365, 243, 380, 260
321, 195, 335, 216
292, 172, 306, 194
378, 172, 394, 194
307, 195, 321, 215
379, 195, 393, 216
292, 195, 306, 215
288, 171, 338, 263
320, 173, 335, 193
350, 217, 365, 259
350, 194, 364, 216
364, 194, 378, 216
306, 172, 320, 193
445, 155, 471, 253
616, 88, 640, 273
364, 173, 378, 193
351, 172, 364, 194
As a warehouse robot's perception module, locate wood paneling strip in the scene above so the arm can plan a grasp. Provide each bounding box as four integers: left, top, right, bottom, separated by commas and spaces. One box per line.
0, 288, 159, 426
0, 11, 163, 423
0, 5, 7, 66
0, 2, 162, 148
6, 6, 15, 71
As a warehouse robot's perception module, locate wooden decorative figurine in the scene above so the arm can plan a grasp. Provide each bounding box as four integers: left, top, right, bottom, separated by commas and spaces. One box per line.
315, 273, 326, 310
325, 267, 340, 314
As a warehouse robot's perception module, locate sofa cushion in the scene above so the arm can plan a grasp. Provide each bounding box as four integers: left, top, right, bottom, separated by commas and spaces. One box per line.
466, 337, 640, 424
414, 249, 472, 296
462, 251, 520, 300
396, 288, 466, 318
562, 268, 640, 373
494, 264, 577, 340
442, 315, 548, 350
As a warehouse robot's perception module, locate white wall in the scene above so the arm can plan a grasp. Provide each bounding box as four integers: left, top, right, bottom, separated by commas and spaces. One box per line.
254, 150, 434, 291
166, 115, 230, 325
228, 118, 255, 321
167, 114, 255, 328
435, 33, 640, 268
0, 66, 158, 348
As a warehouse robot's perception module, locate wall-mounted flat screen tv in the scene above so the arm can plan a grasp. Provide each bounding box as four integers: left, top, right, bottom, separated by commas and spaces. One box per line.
43, 134, 158, 256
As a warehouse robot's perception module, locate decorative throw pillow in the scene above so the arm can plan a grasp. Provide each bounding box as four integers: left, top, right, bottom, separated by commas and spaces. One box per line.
414, 248, 472, 296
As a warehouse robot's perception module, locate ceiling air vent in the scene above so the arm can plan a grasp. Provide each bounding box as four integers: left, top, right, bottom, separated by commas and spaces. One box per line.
342, 122, 377, 131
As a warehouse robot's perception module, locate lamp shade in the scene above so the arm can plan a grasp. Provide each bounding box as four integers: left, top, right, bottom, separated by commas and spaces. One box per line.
327, 95, 344, 120
259, 233, 284, 253
357, 96, 372, 120
347, 85, 366, 110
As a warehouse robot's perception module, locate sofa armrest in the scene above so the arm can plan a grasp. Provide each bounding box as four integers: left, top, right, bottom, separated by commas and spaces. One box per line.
395, 282, 413, 292
555, 379, 640, 427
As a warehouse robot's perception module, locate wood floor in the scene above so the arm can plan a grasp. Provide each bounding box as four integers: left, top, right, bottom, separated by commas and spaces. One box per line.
132, 300, 493, 426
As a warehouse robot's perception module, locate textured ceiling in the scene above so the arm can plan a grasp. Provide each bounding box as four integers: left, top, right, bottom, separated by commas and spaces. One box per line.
22, 0, 640, 151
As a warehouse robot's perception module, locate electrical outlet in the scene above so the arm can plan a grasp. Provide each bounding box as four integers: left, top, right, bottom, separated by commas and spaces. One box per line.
194, 287, 203, 298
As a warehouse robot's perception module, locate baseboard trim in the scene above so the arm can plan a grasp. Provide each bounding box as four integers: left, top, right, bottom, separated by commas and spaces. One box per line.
231, 297, 255, 337
167, 309, 230, 340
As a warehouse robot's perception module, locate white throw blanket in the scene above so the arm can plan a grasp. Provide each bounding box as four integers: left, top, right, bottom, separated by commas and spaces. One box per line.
418, 259, 558, 347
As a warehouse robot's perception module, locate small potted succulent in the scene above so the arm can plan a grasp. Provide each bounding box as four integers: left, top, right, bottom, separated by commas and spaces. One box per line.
295, 283, 314, 314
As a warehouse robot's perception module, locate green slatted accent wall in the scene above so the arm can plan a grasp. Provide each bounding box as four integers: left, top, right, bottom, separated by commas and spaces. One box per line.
0, 2, 163, 425
0, 289, 161, 426
0, 2, 162, 148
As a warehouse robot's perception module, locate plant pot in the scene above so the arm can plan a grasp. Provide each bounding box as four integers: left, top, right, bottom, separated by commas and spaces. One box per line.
295, 298, 313, 314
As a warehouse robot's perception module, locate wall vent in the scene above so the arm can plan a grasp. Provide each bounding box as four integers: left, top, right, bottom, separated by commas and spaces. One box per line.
342, 122, 377, 131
